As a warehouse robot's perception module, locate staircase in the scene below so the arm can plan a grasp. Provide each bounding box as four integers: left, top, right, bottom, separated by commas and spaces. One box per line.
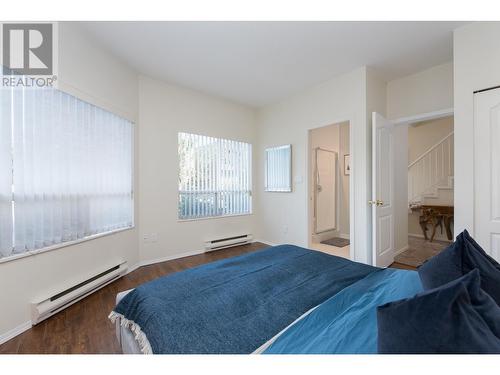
408, 132, 454, 207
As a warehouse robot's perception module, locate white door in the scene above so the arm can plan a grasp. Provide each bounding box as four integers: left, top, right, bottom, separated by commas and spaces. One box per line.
314, 148, 337, 233
474, 87, 500, 261
372, 112, 395, 267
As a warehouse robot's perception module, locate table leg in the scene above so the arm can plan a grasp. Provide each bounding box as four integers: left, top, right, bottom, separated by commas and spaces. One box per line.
444, 216, 453, 241
419, 217, 428, 240
430, 219, 438, 242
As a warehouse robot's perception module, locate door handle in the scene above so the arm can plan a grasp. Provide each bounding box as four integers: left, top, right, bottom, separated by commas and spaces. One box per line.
368, 200, 384, 206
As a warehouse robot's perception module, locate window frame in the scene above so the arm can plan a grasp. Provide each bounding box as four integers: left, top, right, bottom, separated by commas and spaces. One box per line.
177, 132, 253, 222
0, 91, 136, 264
0, 225, 135, 264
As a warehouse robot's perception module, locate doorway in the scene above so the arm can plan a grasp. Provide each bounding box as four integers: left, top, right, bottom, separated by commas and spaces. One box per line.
308, 121, 351, 259
371, 110, 454, 268
395, 115, 454, 268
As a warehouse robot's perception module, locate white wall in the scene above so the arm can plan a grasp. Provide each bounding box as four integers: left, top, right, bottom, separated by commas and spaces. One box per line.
408, 116, 454, 164
138, 75, 257, 264
0, 23, 140, 341
57, 22, 138, 122
386, 62, 453, 120
454, 22, 500, 236
256, 67, 372, 263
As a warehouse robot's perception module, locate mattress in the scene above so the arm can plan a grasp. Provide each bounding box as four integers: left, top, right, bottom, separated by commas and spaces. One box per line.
115, 289, 142, 354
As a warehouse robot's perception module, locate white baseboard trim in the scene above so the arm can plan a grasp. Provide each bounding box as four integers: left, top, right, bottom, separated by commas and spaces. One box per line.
129, 240, 273, 273
0, 320, 31, 346
394, 245, 409, 256
127, 262, 140, 274
254, 239, 278, 247
136, 249, 206, 269
408, 233, 452, 242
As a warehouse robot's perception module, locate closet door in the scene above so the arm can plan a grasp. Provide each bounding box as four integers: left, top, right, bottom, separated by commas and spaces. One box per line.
474, 87, 500, 261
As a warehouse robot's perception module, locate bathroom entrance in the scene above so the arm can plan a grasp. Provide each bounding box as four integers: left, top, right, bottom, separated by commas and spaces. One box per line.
308, 121, 351, 259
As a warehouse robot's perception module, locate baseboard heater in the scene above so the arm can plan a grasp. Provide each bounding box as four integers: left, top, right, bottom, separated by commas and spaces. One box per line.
204, 234, 253, 251
31, 261, 128, 325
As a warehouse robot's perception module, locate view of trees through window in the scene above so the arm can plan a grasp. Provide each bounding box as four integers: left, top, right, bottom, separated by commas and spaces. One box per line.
178, 132, 252, 220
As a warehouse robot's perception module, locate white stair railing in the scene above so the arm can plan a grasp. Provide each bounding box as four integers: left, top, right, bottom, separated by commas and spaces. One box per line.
408, 132, 454, 204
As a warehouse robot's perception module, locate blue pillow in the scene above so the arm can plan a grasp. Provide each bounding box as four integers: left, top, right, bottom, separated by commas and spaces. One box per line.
418, 229, 500, 305
377, 269, 500, 354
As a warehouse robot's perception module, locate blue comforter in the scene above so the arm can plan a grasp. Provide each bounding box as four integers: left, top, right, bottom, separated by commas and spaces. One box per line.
114, 244, 378, 353
264, 268, 423, 354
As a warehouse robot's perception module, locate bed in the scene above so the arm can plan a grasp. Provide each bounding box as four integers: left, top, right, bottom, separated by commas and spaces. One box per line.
109, 244, 422, 354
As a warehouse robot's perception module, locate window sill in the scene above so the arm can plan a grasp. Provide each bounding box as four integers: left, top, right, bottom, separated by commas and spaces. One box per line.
177, 212, 253, 223
0, 225, 135, 265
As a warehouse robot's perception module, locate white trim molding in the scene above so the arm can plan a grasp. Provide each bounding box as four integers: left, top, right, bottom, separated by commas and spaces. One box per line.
392, 107, 454, 127
0, 321, 32, 346
253, 239, 278, 247
130, 239, 275, 274
0, 226, 135, 265
135, 249, 206, 269
394, 245, 409, 257
408, 233, 452, 243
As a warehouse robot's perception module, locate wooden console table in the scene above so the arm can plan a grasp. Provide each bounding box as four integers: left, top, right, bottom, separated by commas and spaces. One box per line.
411, 205, 454, 242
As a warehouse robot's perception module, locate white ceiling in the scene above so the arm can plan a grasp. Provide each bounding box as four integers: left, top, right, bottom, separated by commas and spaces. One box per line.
79, 21, 465, 108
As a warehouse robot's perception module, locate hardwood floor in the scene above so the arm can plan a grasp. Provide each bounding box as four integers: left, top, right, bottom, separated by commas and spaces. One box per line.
389, 261, 417, 271
392, 236, 449, 270
0, 242, 269, 354
0, 241, 415, 354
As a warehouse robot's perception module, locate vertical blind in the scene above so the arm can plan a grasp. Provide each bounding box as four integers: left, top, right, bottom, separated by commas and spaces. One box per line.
178, 132, 252, 220
265, 145, 292, 192
0, 88, 12, 257
0, 87, 133, 259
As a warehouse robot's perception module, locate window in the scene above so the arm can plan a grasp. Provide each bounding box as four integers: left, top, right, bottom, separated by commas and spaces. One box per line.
265, 144, 292, 192
178, 132, 252, 220
0, 87, 133, 260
